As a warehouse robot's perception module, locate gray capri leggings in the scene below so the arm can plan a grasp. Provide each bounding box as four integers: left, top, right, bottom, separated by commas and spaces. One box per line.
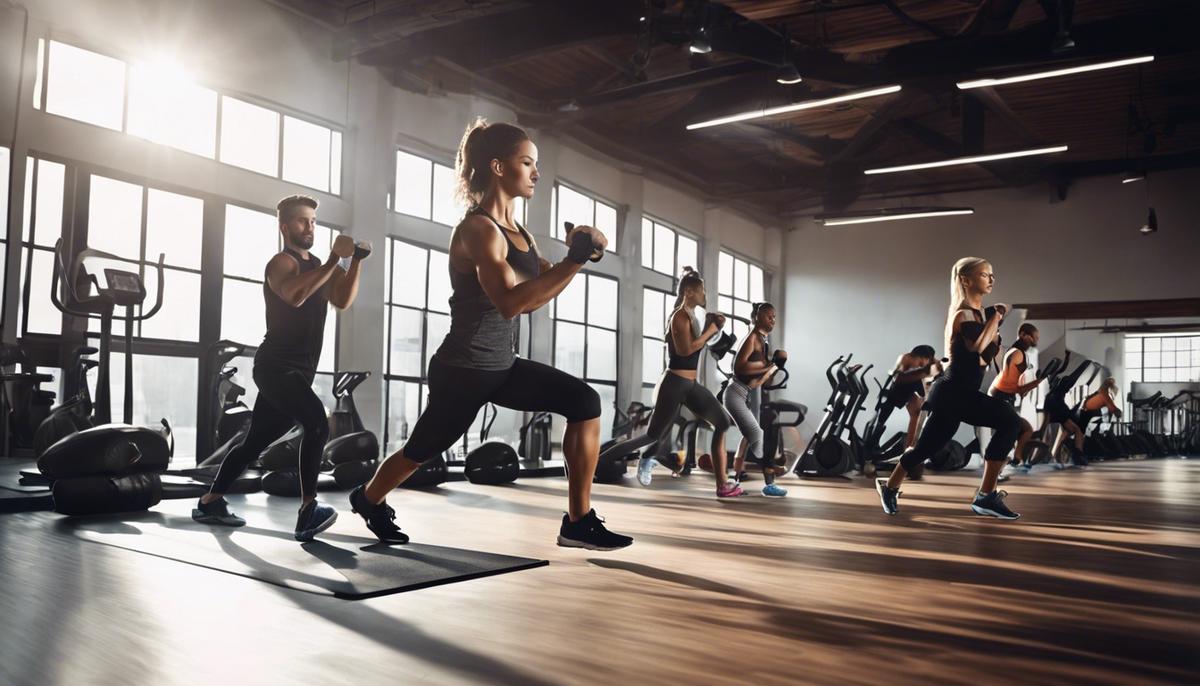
599, 371, 731, 463
723, 379, 776, 484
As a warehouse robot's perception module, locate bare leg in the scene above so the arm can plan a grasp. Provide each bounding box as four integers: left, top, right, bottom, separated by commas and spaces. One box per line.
712, 430, 730, 488
1013, 418, 1034, 464
886, 461, 909, 490
1050, 424, 1068, 464
904, 396, 923, 449
979, 457, 1005, 494
562, 418, 599, 521
732, 437, 748, 475
364, 449, 422, 504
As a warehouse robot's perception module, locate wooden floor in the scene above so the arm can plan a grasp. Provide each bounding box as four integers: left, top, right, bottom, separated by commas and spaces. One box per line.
1, 459, 1198, 686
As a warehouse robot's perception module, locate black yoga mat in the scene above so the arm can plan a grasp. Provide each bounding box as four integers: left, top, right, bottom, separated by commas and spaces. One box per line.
56, 499, 548, 599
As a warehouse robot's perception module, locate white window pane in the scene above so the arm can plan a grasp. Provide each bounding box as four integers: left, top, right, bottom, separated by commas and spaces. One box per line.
1193, 349, 1200, 366
146, 189, 203, 269
311, 224, 333, 257
654, 224, 674, 275
677, 235, 697, 280
1145, 337, 1160, 352
591, 383, 617, 441
1162, 337, 1177, 351
718, 252, 734, 296
718, 296, 734, 319
1144, 368, 1161, 382
219, 96, 280, 176
555, 276, 586, 323
750, 265, 764, 302
140, 268, 200, 341
588, 276, 618, 330
33, 159, 65, 247
642, 289, 663, 336
389, 240, 427, 307
587, 327, 616, 381
88, 175, 144, 259
45, 41, 125, 131
33, 39, 44, 109
127, 63, 217, 158
395, 150, 432, 219
108, 354, 199, 460
1191, 366, 1200, 382
1144, 351, 1160, 368
1124, 352, 1141, 372
550, 186, 559, 238
224, 205, 278, 280
318, 311, 337, 373
1125, 337, 1142, 352
281, 115, 332, 192
330, 131, 342, 195
431, 163, 461, 227
1127, 369, 1141, 384
557, 186, 592, 236
426, 312, 450, 374
388, 306, 423, 377
221, 277, 266, 346
1162, 351, 1176, 368
513, 196, 527, 226
386, 380, 422, 454
642, 338, 665, 384
641, 218, 654, 269
427, 250, 451, 313
0, 147, 8, 239
594, 202, 617, 252
26, 249, 61, 334
554, 322, 586, 377
22, 157, 33, 243
734, 258, 749, 299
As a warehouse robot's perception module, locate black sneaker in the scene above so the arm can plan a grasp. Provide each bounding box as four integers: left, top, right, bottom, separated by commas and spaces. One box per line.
191, 497, 246, 527
349, 485, 409, 543
971, 489, 1020, 520
294, 500, 338, 542
875, 478, 900, 516
557, 509, 633, 551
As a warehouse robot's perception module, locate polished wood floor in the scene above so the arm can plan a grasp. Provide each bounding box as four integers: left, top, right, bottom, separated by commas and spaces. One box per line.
1, 459, 1197, 686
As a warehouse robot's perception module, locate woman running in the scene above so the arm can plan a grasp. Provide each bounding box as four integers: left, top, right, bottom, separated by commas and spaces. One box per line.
989, 323, 1044, 472
876, 257, 1024, 519
599, 268, 741, 497
724, 302, 787, 497
349, 119, 631, 550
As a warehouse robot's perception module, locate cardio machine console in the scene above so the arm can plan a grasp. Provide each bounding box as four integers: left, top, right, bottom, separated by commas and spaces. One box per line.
101, 268, 147, 307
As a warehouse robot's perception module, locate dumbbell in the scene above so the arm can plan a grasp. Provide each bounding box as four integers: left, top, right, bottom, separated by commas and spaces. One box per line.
771, 349, 787, 369
563, 222, 603, 262
353, 241, 372, 260
709, 331, 736, 360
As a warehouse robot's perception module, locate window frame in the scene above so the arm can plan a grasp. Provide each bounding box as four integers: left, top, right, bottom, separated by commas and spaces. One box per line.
641, 215, 699, 278
1124, 333, 1200, 385
550, 180, 618, 253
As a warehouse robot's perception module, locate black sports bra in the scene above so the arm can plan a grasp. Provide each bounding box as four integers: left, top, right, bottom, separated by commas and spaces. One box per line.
667, 311, 702, 371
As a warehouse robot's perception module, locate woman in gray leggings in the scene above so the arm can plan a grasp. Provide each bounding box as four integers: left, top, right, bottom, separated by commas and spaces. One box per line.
724, 302, 788, 497
597, 268, 741, 497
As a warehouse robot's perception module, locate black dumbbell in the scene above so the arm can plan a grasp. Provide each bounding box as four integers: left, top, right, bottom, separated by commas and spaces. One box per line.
564, 222, 603, 262
353, 241, 372, 260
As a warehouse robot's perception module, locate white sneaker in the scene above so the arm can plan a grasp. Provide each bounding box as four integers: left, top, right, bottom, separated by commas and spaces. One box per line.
636, 456, 657, 487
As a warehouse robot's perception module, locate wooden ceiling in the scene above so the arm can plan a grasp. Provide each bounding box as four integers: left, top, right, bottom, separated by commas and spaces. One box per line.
267, 0, 1200, 225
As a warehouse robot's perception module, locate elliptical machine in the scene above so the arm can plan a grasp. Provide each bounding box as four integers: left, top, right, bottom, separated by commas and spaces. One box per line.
35, 239, 172, 515
797, 355, 863, 477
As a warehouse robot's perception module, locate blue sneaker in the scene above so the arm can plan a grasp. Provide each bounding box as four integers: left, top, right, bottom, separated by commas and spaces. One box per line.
875, 478, 899, 515
971, 490, 1020, 520
636, 456, 657, 486
294, 500, 338, 541
761, 483, 788, 498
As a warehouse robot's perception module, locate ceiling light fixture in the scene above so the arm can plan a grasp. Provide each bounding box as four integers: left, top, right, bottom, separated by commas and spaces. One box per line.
1140, 207, 1158, 235
689, 28, 712, 54
956, 55, 1154, 90
687, 84, 901, 130
863, 145, 1068, 175
1121, 173, 1145, 184
815, 207, 975, 226
776, 63, 803, 85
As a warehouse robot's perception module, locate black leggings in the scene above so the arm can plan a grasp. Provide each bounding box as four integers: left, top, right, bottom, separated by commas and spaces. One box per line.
403, 357, 600, 462
211, 362, 328, 499
900, 380, 1022, 471
598, 371, 731, 463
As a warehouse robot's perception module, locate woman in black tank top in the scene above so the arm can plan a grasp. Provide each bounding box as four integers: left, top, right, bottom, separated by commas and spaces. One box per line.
876, 257, 1024, 520
350, 119, 631, 551
597, 268, 741, 497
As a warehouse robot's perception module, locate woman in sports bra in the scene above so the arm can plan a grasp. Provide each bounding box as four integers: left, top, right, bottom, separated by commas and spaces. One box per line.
989, 323, 1044, 471
597, 267, 740, 497
724, 302, 787, 497
350, 119, 632, 551
876, 257, 1024, 519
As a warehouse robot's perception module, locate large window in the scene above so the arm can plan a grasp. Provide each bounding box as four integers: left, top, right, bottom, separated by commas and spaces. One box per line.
641, 217, 698, 277
641, 287, 673, 402
0, 146, 9, 323
1125, 335, 1200, 384
35, 39, 341, 194
717, 251, 765, 344
381, 237, 524, 458
552, 273, 619, 436
19, 157, 66, 336
551, 182, 617, 252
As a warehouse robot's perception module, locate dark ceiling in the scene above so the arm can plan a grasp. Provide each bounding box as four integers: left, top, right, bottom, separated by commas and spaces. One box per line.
267, 0, 1200, 224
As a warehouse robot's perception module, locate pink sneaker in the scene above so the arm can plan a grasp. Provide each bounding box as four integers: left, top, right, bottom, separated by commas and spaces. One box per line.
717, 482, 745, 498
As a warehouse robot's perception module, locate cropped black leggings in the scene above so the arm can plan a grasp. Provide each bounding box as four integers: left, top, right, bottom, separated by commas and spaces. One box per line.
900, 380, 1023, 471
402, 357, 600, 463
211, 362, 328, 499
599, 371, 731, 463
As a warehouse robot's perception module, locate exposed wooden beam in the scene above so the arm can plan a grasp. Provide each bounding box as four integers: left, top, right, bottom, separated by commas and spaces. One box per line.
966, 86, 1042, 145
1017, 299, 1200, 321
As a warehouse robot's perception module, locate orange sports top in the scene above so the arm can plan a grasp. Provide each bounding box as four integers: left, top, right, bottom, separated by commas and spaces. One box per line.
992, 348, 1027, 394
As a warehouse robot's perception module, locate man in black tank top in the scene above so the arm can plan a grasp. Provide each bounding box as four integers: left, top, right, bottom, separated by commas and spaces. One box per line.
193, 195, 368, 542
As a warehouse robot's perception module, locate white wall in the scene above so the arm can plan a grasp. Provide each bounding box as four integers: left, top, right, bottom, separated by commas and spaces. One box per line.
781, 168, 1200, 441
1, 0, 784, 452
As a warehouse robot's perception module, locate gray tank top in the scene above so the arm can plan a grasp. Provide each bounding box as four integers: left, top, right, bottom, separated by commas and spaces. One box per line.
432, 208, 541, 370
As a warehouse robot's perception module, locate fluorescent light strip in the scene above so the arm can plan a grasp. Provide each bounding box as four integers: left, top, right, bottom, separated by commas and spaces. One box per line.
687, 85, 902, 130
957, 55, 1154, 90
821, 209, 974, 226
1121, 175, 1145, 184
864, 145, 1068, 175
